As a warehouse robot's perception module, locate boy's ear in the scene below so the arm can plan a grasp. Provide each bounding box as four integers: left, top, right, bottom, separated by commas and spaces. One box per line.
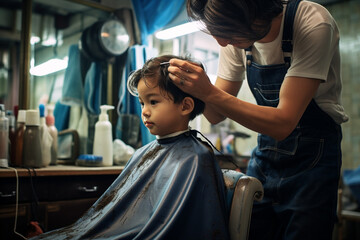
181, 97, 194, 116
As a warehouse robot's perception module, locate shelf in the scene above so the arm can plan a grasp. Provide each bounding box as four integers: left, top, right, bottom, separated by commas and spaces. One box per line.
0, 165, 123, 178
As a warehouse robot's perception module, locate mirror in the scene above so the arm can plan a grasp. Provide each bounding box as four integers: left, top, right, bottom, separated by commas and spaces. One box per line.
29, 0, 112, 109
0, 0, 133, 111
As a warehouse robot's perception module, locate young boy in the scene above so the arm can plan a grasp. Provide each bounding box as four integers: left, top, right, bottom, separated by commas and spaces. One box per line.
32, 55, 230, 240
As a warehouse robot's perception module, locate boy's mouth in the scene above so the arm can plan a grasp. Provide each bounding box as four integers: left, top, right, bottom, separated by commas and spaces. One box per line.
144, 120, 154, 127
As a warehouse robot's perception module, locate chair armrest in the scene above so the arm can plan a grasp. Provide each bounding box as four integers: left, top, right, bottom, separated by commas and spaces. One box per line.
225, 171, 263, 240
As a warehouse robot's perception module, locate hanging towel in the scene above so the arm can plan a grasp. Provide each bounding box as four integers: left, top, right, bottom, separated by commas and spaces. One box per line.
53, 100, 70, 132
116, 45, 158, 146
61, 44, 83, 106
84, 62, 103, 115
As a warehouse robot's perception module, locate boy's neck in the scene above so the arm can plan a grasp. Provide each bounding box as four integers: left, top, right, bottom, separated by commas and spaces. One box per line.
156, 128, 190, 139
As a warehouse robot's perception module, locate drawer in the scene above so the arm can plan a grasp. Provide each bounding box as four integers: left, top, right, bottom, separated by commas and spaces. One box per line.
0, 174, 119, 204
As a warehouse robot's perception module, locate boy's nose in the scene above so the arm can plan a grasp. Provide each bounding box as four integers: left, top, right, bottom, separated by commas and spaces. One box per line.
142, 107, 150, 118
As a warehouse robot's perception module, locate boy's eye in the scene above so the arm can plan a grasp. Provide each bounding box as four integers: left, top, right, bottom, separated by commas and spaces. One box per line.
139, 101, 144, 107
150, 100, 158, 105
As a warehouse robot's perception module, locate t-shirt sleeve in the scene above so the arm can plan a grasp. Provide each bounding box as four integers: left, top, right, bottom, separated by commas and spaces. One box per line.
286, 22, 339, 82
217, 46, 246, 82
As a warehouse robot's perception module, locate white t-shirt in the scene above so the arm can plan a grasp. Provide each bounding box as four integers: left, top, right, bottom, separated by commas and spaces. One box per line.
217, 0, 348, 124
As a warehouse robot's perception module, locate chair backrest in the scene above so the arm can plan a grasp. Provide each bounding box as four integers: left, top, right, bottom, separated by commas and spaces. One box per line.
222, 169, 264, 240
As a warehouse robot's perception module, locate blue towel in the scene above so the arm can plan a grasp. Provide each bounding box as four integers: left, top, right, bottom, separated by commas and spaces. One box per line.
84, 62, 102, 115
53, 100, 70, 131
61, 45, 83, 106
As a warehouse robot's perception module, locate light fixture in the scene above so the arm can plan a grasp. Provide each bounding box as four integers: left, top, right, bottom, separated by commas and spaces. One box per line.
30, 57, 68, 76
30, 36, 40, 45
155, 21, 202, 40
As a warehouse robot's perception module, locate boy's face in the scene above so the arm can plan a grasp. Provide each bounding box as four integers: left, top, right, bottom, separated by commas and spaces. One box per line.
137, 78, 188, 137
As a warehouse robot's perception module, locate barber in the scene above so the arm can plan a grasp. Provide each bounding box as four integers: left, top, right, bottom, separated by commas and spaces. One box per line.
168, 0, 348, 239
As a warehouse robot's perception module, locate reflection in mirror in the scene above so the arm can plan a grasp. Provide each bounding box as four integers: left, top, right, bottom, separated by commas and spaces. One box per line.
0, 0, 120, 111
0, 0, 21, 111
29, 0, 111, 109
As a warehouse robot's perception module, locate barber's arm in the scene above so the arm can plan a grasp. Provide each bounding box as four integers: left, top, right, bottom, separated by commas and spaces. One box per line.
204, 77, 242, 124
168, 59, 320, 141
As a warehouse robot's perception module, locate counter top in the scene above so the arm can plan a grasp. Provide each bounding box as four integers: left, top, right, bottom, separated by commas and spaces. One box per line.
0, 165, 124, 178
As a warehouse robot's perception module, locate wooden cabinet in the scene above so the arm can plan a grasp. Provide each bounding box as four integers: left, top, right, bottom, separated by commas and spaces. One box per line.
0, 166, 122, 240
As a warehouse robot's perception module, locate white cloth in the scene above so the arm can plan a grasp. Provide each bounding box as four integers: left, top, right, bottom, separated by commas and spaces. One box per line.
217, 0, 348, 124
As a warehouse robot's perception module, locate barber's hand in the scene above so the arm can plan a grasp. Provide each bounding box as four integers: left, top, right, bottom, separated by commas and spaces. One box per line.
167, 58, 213, 101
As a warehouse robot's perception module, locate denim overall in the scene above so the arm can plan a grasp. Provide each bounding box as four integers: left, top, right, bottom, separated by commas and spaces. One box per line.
245, 0, 342, 239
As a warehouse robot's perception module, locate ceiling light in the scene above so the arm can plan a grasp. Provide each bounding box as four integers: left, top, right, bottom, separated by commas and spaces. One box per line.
155, 21, 202, 40
30, 57, 68, 76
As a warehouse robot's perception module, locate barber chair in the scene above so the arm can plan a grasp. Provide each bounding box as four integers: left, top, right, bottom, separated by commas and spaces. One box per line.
222, 169, 264, 240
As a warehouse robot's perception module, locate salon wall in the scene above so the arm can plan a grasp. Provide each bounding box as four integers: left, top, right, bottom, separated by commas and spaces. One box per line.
326, 0, 360, 170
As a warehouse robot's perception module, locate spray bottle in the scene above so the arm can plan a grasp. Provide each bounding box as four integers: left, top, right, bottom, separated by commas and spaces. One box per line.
93, 105, 114, 166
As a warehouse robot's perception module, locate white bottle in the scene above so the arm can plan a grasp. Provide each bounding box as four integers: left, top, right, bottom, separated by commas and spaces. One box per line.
93, 105, 114, 166
23, 110, 43, 168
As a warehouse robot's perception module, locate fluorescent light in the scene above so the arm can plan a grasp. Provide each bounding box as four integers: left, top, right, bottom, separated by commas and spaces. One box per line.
155, 21, 202, 40
30, 57, 68, 76
30, 36, 40, 45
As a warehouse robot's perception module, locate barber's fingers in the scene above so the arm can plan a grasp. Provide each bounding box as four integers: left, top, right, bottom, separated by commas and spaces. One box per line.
168, 58, 202, 74
169, 72, 188, 87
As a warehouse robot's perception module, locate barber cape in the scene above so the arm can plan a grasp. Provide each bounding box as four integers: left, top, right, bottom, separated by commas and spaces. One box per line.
33, 130, 230, 240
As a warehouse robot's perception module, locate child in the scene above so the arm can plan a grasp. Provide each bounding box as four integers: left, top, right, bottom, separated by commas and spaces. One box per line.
32, 55, 230, 240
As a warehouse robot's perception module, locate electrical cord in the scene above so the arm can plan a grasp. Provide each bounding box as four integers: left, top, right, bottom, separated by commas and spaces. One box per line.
3, 166, 27, 239
191, 129, 240, 168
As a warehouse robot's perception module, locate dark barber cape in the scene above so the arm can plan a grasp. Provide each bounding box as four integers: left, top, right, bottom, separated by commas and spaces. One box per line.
32, 130, 230, 240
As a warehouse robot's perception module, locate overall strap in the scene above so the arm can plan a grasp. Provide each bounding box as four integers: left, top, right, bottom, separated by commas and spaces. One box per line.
282, 0, 302, 66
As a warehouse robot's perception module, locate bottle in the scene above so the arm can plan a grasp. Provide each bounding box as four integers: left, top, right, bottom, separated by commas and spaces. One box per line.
13, 110, 26, 167
6, 110, 16, 166
23, 109, 43, 168
39, 104, 52, 167
93, 105, 114, 166
46, 105, 58, 165
0, 105, 9, 167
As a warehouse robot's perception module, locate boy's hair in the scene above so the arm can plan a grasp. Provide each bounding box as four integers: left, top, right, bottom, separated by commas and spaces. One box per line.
187, 0, 284, 42
127, 55, 205, 120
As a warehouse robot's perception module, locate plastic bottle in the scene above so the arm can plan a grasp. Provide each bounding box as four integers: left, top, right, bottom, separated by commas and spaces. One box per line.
13, 110, 26, 167
23, 109, 43, 168
6, 110, 16, 166
46, 105, 58, 165
93, 105, 114, 166
39, 104, 52, 167
0, 104, 9, 167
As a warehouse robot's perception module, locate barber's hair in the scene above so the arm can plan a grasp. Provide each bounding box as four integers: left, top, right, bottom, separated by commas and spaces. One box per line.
127, 55, 205, 120
187, 0, 284, 41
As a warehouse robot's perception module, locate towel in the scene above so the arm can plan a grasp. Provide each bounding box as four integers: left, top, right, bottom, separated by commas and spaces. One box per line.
61, 45, 83, 106
53, 100, 70, 131
84, 62, 103, 115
